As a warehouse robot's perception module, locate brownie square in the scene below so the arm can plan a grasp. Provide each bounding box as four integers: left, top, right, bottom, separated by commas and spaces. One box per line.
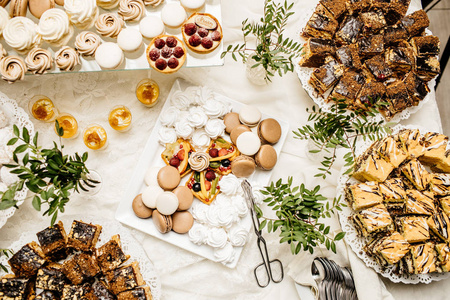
106, 262, 145, 294
363, 55, 392, 81
355, 80, 386, 110
336, 44, 362, 69
359, 35, 384, 57
360, 10, 386, 33
385, 46, 414, 74
411, 35, 440, 56
61, 285, 84, 300
117, 287, 152, 300
385, 80, 412, 112
0, 275, 33, 300
401, 10, 430, 37
336, 15, 363, 45
403, 72, 430, 106
347, 0, 371, 14
385, 0, 410, 25
320, 0, 347, 19
62, 256, 86, 285
415, 55, 440, 82
35, 263, 66, 293
36, 221, 68, 259
327, 70, 365, 106
309, 56, 344, 95
302, 4, 339, 39
67, 220, 102, 252
299, 38, 336, 68
96, 234, 130, 273
36, 291, 59, 300
8, 242, 47, 278
92, 281, 116, 300
383, 23, 408, 45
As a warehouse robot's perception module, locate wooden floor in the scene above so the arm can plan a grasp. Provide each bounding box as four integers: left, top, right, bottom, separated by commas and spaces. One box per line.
428, 0, 450, 134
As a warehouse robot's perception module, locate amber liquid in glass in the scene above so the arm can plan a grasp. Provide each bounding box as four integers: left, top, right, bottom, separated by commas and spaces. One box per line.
136, 79, 160, 107
55, 113, 78, 139
83, 125, 108, 150
31, 98, 56, 122
109, 106, 132, 131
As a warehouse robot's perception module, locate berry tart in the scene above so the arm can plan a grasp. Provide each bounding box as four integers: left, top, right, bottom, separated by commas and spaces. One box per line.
207, 137, 239, 175
161, 138, 195, 177
186, 169, 222, 205
181, 13, 223, 54
146, 35, 187, 73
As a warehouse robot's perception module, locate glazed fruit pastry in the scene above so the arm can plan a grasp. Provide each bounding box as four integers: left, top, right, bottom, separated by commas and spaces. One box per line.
206, 137, 240, 175
186, 168, 222, 205
147, 35, 187, 73
182, 12, 223, 53
161, 138, 195, 177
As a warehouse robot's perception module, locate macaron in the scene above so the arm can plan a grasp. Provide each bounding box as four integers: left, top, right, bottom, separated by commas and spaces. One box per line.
257, 118, 282, 144
255, 144, 277, 170
132, 194, 153, 219
230, 124, 251, 145
239, 105, 262, 127
172, 211, 194, 234
55, 0, 63, 5
173, 186, 193, 211
139, 16, 164, 39
142, 185, 164, 209
9, 0, 28, 17
117, 28, 142, 52
29, 0, 55, 18
161, 3, 186, 28
153, 210, 172, 234
180, 0, 205, 11
157, 165, 181, 190
144, 166, 160, 186
156, 191, 179, 215
236, 131, 261, 156
223, 112, 240, 134
231, 155, 256, 178
95, 42, 124, 69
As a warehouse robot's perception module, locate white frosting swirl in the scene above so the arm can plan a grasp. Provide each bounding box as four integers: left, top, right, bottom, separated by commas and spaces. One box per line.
203, 100, 225, 118
191, 129, 211, 149
187, 106, 208, 128
55, 46, 80, 71
188, 223, 208, 245
188, 152, 210, 172
219, 174, 241, 196
205, 205, 220, 227
75, 31, 101, 57
0, 44, 7, 60
174, 119, 193, 139
212, 193, 232, 207
97, 0, 120, 9
232, 195, 249, 218
228, 224, 249, 247
194, 86, 215, 105
205, 118, 225, 139
0, 7, 10, 37
25, 48, 53, 75
158, 126, 177, 146
118, 0, 145, 22
216, 204, 238, 228
191, 201, 209, 224
213, 242, 235, 264
38, 9, 73, 47
171, 90, 192, 110
0, 56, 26, 83
251, 181, 265, 205
143, 0, 164, 6
4, 17, 41, 54
220, 100, 232, 116
159, 106, 179, 127
95, 13, 124, 38
64, 0, 99, 29
206, 227, 228, 248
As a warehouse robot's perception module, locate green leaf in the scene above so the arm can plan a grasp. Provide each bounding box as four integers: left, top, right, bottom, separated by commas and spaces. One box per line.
334, 232, 345, 241
32, 195, 41, 211
33, 132, 38, 146
22, 127, 29, 143
13, 125, 19, 137
7, 137, 18, 146
14, 144, 28, 154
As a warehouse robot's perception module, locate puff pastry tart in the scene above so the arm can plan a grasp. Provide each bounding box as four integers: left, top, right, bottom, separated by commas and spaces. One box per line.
181, 12, 223, 53
161, 138, 195, 177
146, 35, 187, 73
186, 169, 222, 205
207, 137, 239, 175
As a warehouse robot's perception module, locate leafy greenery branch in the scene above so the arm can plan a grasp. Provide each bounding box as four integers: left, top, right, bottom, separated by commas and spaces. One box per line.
257, 177, 346, 255
221, 0, 302, 82
0, 248, 13, 272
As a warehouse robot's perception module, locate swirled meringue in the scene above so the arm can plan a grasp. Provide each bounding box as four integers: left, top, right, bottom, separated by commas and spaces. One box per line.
232, 195, 249, 218
97, 0, 120, 9
188, 152, 210, 172
25, 48, 53, 75
118, 0, 145, 22
95, 13, 124, 38
216, 205, 238, 228
75, 31, 101, 57
174, 119, 193, 139
191, 201, 208, 224
4, 17, 41, 54
188, 223, 208, 245
206, 227, 228, 248
0, 44, 7, 60
203, 100, 226, 118
205, 118, 225, 139
171, 90, 192, 110
0, 56, 26, 83
205, 206, 220, 227
187, 106, 208, 128
251, 182, 265, 205
213, 193, 232, 207
159, 106, 179, 127
55, 46, 80, 71
38, 9, 73, 47
143, 0, 164, 7
194, 86, 215, 105
64, 0, 99, 29
191, 129, 211, 149
228, 224, 248, 247
158, 126, 177, 146
0, 7, 9, 36
214, 242, 236, 264
219, 174, 241, 196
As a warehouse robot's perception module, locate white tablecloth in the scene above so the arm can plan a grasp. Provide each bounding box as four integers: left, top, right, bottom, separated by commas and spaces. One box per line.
0, 0, 446, 299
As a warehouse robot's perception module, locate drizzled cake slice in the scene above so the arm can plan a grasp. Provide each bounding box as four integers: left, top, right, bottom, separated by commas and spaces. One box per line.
399, 158, 431, 191
345, 181, 383, 211
379, 178, 406, 214
427, 210, 450, 242
394, 129, 424, 158
433, 150, 450, 173
353, 149, 394, 182
374, 136, 408, 168
440, 197, 450, 216
405, 190, 435, 215
420, 132, 448, 165
365, 232, 410, 266
397, 216, 430, 243
353, 203, 394, 236
405, 242, 437, 274
430, 174, 450, 196
435, 243, 450, 272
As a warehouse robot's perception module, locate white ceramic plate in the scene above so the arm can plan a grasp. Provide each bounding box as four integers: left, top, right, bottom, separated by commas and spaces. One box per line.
115, 78, 289, 268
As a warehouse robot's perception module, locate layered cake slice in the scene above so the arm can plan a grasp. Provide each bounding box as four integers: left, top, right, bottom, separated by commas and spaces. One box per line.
432, 151, 450, 173
385, 47, 414, 75
384, 80, 413, 115
427, 210, 450, 242
405, 190, 435, 215
352, 150, 394, 182
362, 54, 392, 81
397, 216, 430, 243
117, 287, 153, 300
406, 242, 437, 274
299, 38, 336, 68
336, 15, 363, 45
431, 174, 450, 196
399, 158, 431, 191
67, 220, 102, 252
411, 35, 440, 56
379, 178, 406, 214
402, 72, 430, 106
353, 203, 394, 236
36, 221, 68, 260
416, 55, 440, 82
35, 263, 66, 293
345, 181, 383, 211
327, 70, 365, 106
365, 232, 410, 266
383, 23, 408, 45
8, 241, 47, 278
96, 234, 130, 273
302, 4, 339, 39
0, 275, 34, 300
420, 132, 448, 165
309, 56, 344, 95
394, 129, 424, 158
355, 80, 386, 110
401, 10, 430, 37
435, 243, 450, 272
374, 135, 408, 168
358, 35, 384, 57
106, 261, 145, 294
335, 44, 362, 70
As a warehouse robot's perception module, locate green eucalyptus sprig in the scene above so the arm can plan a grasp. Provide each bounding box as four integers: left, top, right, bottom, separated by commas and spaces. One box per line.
0, 121, 98, 225
0, 248, 13, 272
221, 0, 302, 82
257, 177, 346, 255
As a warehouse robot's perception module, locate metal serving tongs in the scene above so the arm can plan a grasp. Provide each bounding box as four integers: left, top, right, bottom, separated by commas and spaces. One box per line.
242, 180, 284, 287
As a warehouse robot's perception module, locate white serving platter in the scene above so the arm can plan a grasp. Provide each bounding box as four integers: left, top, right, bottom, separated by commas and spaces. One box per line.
115, 78, 289, 268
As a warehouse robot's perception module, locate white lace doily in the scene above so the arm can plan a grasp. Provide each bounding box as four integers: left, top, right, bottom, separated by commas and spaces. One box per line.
336, 124, 450, 284
294, 1, 436, 124
0, 215, 162, 299
0, 91, 34, 229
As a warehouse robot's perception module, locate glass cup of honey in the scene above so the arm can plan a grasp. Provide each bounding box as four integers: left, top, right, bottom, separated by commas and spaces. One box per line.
83, 124, 108, 150
28, 95, 58, 122
135, 79, 160, 107
54, 113, 78, 139
108, 105, 132, 132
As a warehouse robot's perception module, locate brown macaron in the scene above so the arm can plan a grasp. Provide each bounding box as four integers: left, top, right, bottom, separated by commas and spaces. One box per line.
231, 155, 256, 178
230, 124, 251, 145
54, 0, 63, 5
255, 144, 277, 170
132, 194, 153, 219
257, 118, 282, 145
157, 165, 181, 190
172, 211, 194, 234
0, 0, 10, 7
29, 0, 55, 18
223, 112, 240, 134
9, 0, 28, 17
152, 210, 173, 234
173, 186, 193, 211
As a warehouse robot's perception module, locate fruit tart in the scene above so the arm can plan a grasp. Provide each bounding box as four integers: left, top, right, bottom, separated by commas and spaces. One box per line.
147, 35, 187, 74
161, 138, 195, 177
186, 169, 221, 205
207, 137, 240, 175
182, 13, 223, 54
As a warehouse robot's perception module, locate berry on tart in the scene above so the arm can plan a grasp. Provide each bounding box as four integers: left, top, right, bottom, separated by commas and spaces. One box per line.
207, 137, 239, 175
146, 35, 187, 73
181, 13, 223, 54
161, 138, 195, 177
186, 168, 222, 205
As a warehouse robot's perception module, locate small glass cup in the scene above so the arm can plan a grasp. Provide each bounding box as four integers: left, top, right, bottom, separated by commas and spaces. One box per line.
108, 105, 132, 132
79, 169, 103, 195
135, 79, 160, 107
28, 95, 58, 122
55, 113, 79, 139
83, 124, 108, 151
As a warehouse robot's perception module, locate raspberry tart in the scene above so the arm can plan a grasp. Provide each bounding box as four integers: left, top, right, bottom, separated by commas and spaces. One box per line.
186, 169, 222, 205
161, 138, 195, 177
146, 35, 187, 73
181, 12, 223, 54
207, 137, 240, 175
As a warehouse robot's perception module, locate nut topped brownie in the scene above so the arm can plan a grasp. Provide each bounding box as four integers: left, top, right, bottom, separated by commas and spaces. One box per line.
320, 0, 347, 20
0, 275, 33, 300
96, 234, 130, 273
383, 23, 408, 45
401, 9, 430, 37
363, 54, 392, 81
302, 4, 339, 40
299, 38, 336, 68
360, 10, 387, 33
67, 220, 102, 252
336, 15, 363, 45
92, 281, 116, 300
346, 0, 372, 14
36, 291, 59, 300
402, 72, 430, 106
336, 44, 362, 69
35, 263, 66, 293
36, 221, 68, 260
106, 262, 145, 294
411, 35, 440, 56
8, 241, 47, 278
359, 35, 385, 57
384, 0, 411, 25
309, 56, 344, 95
355, 80, 386, 110
327, 70, 365, 106
117, 287, 153, 300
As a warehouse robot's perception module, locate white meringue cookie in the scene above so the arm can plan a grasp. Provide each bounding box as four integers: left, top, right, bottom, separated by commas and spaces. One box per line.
158, 126, 177, 146
219, 174, 241, 196
191, 129, 211, 149
205, 205, 220, 227
188, 223, 208, 245
38, 9, 73, 47
174, 119, 194, 139
171, 90, 192, 110
213, 242, 236, 264
205, 118, 225, 139
232, 195, 249, 218
202, 100, 224, 118
228, 224, 249, 247
251, 181, 265, 205
212, 193, 232, 207
194, 86, 215, 105
187, 106, 208, 128
4, 17, 41, 54
219, 100, 232, 116
64, 0, 99, 29
0, 7, 10, 37
191, 201, 209, 224
159, 107, 179, 128
206, 227, 228, 248
216, 205, 238, 228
